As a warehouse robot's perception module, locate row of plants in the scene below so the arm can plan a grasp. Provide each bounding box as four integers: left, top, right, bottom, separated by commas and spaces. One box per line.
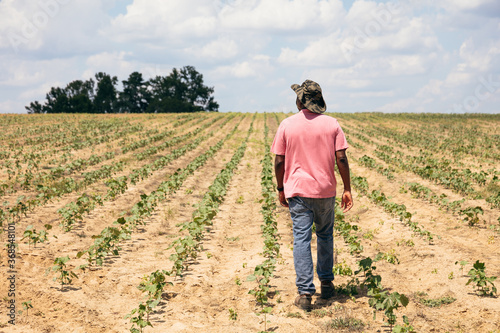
168, 116, 253, 277
351, 172, 435, 243
0, 120, 144, 192
55, 116, 236, 233
0, 120, 146, 195
357, 155, 395, 180
76, 116, 246, 271
0, 114, 213, 196
341, 121, 498, 205
2, 115, 136, 150
399, 182, 490, 227
0, 113, 202, 179
340, 114, 499, 161
0, 117, 145, 177
120, 116, 208, 154
399, 182, 465, 213
131, 115, 222, 161
374, 148, 481, 199
125, 116, 254, 332
344, 175, 497, 330
332, 200, 413, 332
40, 116, 248, 304
247, 114, 280, 332
0, 115, 232, 235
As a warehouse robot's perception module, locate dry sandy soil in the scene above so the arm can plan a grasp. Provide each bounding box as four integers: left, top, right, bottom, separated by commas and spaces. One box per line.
0, 113, 498, 333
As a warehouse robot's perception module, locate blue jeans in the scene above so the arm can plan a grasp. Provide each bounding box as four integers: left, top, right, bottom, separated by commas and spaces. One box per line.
288, 196, 335, 295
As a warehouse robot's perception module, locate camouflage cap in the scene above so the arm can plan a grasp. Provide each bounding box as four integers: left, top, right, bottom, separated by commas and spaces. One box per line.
291, 79, 327, 114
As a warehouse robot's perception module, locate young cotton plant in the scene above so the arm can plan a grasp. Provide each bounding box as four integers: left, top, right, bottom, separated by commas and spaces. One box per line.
21, 224, 52, 248
126, 270, 172, 333
466, 260, 497, 296
46, 256, 78, 291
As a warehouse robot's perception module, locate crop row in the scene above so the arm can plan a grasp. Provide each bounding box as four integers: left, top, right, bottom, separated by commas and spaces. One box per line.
1, 114, 212, 195
0, 115, 233, 233
247, 114, 280, 332
344, 118, 500, 187
332, 199, 412, 331
56, 115, 236, 233
74, 115, 245, 270
400, 182, 465, 213
338, 113, 499, 161
124, 115, 253, 332
0, 114, 200, 189
373, 146, 496, 201
343, 122, 498, 193
39, 116, 247, 299
0, 118, 147, 168
0, 112, 207, 179
357, 155, 395, 180
351, 175, 434, 243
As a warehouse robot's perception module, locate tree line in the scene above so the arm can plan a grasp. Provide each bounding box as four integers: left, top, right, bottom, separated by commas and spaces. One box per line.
26, 66, 219, 114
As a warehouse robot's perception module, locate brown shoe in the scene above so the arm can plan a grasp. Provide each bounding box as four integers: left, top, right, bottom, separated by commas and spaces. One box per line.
294, 294, 312, 311
320, 281, 334, 299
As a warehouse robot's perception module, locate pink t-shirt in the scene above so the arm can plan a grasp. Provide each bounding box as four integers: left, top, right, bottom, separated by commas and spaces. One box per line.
271, 109, 348, 198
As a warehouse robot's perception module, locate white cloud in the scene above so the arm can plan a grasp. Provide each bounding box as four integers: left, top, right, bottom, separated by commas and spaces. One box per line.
106, 0, 218, 44
458, 38, 500, 72
220, 0, 345, 32
278, 30, 350, 67
0, 0, 110, 56
0, 55, 81, 88
435, 0, 500, 15
83, 51, 136, 80
212, 55, 272, 79
348, 90, 395, 98
184, 37, 239, 61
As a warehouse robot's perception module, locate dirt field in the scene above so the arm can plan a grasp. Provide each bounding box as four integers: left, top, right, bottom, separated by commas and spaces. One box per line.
0, 112, 498, 332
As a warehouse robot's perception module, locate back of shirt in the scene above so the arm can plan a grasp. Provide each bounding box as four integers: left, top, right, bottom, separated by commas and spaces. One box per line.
271, 109, 348, 198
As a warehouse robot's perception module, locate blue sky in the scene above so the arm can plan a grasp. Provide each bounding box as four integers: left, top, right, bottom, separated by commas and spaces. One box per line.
0, 0, 499, 113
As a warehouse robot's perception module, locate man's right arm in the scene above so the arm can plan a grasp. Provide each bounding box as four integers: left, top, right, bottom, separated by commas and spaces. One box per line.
274, 154, 288, 207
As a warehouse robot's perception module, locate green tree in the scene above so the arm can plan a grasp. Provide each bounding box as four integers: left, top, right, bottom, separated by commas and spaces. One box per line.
94, 72, 118, 113
65, 79, 95, 113
147, 66, 218, 112
25, 66, 218, 114
119, 72, 150, 113
45, 86, 70, 113
25, 100, 44, 114
147, 73, 193, 113
180, 65, 218, 111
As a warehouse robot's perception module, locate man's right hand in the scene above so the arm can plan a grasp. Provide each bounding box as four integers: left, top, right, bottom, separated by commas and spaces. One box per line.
279, 191, 289, 207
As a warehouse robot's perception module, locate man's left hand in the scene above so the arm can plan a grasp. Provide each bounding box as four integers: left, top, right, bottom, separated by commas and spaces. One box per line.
341, 190, 353, 213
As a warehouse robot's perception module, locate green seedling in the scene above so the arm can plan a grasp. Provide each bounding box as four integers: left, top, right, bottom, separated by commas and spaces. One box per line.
459, 206, 484, 227
46, 256, 78, 291
21, 301, 33, 316
376, 250, 400, 265
368, 289, 409, 330
393, 315, 416, 333
455, 260, 468, 275
333, 259, 353, 276
466, 260, 497, 296
21, 224, 52, 248
228, 308, 238, 321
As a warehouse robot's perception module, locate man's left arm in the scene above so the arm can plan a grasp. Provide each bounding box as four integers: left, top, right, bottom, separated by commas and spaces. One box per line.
335, 149, 353, 213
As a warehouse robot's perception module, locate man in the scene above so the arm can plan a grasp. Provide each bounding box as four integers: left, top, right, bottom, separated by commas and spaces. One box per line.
270, 79, 353, 311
